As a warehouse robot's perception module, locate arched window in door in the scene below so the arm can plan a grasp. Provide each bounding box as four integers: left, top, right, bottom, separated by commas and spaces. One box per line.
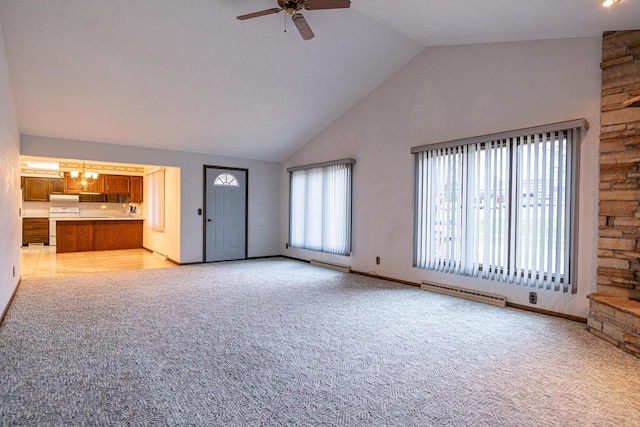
214, 173, 239, 187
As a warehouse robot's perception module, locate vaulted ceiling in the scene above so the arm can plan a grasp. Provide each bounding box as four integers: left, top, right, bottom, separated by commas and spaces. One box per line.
1, 0, 638, 162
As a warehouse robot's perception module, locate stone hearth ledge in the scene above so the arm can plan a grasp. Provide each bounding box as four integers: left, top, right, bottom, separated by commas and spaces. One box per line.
588, 293, 640, 316
587, 293, 640, 358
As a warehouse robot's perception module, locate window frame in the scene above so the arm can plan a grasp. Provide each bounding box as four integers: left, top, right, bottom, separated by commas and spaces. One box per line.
213, 173, 240, 187
287, 158, 356, 256
411, 119, 587, 293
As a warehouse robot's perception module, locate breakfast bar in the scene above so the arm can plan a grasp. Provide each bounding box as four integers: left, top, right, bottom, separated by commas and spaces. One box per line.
56, 218, 144, 253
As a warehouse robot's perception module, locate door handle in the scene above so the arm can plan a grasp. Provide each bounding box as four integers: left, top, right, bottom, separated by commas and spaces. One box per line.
207, 218, 212, 222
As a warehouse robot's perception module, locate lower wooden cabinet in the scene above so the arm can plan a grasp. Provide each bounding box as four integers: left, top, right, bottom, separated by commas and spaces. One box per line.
56, 221, 93, 252
56, 220, 143, 253
23, 218, 49, 245
93, 221, 143, 251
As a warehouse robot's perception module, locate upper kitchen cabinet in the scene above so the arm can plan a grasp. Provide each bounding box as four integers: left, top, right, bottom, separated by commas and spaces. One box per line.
130, 176, 143, 203
22, 177, 50, 201
49, 178, 64, 194
105, 175, 130, 194
63, 172, 105, 193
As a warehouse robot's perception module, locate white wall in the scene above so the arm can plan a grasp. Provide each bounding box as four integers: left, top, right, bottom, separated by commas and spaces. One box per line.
0, 17, 20, 318
143, 166, 181, 262
20, 136, 282, 263
282, 37, 602, 318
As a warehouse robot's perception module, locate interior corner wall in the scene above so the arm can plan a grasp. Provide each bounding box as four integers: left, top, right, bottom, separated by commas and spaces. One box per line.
20, 136, 282, 263
0, 17, 21, 319
281, 37, 602, 318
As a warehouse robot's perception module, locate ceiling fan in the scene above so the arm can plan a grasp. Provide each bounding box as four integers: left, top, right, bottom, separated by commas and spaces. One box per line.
237, 0, 351, 41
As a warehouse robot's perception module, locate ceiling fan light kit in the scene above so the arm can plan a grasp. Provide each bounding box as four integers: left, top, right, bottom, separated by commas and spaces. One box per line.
237, 0, 351, 40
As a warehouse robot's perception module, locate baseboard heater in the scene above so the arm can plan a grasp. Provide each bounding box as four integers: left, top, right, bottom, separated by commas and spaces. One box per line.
420, 281, 507, 307
310, 259, 351, 273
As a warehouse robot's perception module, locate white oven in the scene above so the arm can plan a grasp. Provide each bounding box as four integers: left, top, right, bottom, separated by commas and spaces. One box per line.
49, 207, 80, 246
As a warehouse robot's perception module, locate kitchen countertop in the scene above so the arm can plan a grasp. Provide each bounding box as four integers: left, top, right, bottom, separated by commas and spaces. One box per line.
53, 217, 144, 221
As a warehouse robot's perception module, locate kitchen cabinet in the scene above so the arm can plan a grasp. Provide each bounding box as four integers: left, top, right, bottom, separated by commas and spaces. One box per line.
49, 178, 64, 194
22, 177, 50, 201
23, 218, 49, 245
93, 221, 143, 251
105, 175, 130, 193
63, 172, 83, 193
56, 221, 93, 252
24, 173, 142, 200
22, 177, 66, 200
56, 219, 143, 253
130, 176, 143, 202
63, 172, 105, 193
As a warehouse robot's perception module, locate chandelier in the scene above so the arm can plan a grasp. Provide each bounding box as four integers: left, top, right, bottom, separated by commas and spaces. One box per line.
70, 162, 99, 186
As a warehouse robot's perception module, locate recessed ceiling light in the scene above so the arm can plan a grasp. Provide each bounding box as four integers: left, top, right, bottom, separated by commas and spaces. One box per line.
26, 162, 59, 170
602, 0, 621, 7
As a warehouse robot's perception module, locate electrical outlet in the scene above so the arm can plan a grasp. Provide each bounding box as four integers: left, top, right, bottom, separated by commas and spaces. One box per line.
376, 256, 380, 265
529, 291, 537, 305
285, 243, 289, 249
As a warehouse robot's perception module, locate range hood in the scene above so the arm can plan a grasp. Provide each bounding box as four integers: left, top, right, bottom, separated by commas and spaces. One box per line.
49, 194, 80, 202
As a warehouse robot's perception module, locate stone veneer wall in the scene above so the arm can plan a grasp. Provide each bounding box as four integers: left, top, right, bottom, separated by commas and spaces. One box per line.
589, 30, 640, 358
598, 31, 640, 300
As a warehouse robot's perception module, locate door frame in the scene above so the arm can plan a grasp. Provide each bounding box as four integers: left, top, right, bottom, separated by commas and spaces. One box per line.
202, 165, 249, 262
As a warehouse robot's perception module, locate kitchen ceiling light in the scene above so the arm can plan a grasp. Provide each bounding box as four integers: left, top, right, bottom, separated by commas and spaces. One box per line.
26, 162, 59, 170
70, 162, 99, 186
602, 0, 621, 7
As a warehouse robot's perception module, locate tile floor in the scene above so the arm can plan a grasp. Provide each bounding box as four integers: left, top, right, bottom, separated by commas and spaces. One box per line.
20, 245, 176, 279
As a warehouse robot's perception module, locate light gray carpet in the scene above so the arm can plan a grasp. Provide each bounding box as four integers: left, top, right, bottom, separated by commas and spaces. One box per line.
1, 258, 639, 426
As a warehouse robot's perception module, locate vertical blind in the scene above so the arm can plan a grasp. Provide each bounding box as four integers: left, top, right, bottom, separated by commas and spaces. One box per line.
148, 169, 165, 232
413, 119, 586, 293
288, 159, 355, 256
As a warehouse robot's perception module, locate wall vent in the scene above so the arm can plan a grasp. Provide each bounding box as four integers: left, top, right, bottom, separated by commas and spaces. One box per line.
421, 281, 507, 307
310, 259, 351, 273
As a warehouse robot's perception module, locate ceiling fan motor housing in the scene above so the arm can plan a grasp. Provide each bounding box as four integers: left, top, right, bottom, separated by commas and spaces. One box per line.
278, 0, 308, 14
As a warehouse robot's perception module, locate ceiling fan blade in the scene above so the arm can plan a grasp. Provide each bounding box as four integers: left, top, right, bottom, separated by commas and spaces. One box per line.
292, 14, 314, 40
237, 8, 282, 20
304, 0, 351, 10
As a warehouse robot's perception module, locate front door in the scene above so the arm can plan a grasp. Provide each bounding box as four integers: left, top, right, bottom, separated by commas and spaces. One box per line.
204, 167, 247, 262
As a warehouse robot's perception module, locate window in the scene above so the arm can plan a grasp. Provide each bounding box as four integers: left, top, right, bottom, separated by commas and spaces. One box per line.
288, 159, 355, 256
214, 173, 239, 186
148, 169, 165, 232
412, 119, 587, 293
